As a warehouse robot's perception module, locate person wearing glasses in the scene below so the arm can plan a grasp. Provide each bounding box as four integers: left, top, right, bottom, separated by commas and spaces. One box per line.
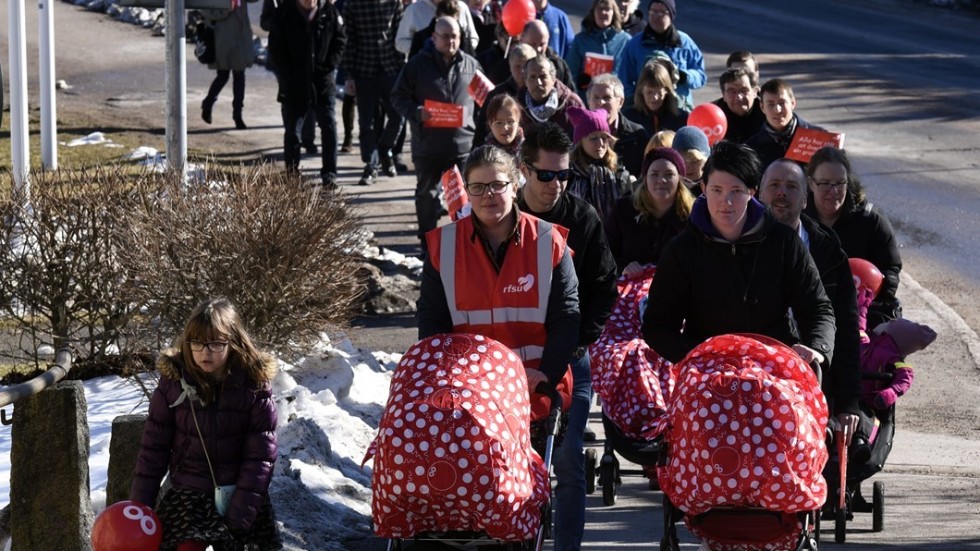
804, 146, 903, 329
565, 105, 632, 223
746, 78, 826, 169
711, 67, 765, 144
642, 141, 836, 371
617, 0, 705, 110
516, 122, 617, 551
392, 16, 482, 252
417, 143, 580, 394
131, 298, 281, 551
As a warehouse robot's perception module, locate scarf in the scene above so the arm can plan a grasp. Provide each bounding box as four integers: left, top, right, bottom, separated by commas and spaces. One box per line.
763, 115, 798, 149
524, 89, 560, 123
642, 24, 681, 48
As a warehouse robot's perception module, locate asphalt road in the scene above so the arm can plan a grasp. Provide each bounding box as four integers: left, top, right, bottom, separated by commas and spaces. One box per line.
2, 0, 980, 549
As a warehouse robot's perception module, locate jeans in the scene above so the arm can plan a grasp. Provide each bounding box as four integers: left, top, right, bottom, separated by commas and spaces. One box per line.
552, 351, 592, 551
281, 73, 338, 176
354, 73, 404, 168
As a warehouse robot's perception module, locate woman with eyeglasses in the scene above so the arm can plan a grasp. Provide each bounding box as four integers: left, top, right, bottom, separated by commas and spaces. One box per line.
417, 144, 580, 393
804, 146, 903, 329
564, 105, 633, 223
131, 297, 282, 551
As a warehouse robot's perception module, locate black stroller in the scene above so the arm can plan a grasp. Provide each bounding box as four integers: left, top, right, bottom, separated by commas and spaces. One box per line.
823, 385, 895, 542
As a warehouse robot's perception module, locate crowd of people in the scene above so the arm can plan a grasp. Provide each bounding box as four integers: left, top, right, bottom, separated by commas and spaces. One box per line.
184, 0, 910, 550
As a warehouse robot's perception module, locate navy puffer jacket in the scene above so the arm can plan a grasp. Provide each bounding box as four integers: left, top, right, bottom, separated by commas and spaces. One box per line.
130, 349, 278, 532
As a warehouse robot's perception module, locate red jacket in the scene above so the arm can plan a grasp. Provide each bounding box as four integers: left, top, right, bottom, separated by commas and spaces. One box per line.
426, 213, 568, 372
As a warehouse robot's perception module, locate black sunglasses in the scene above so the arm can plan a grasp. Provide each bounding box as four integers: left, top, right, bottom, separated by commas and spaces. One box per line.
525, 164, 570, 183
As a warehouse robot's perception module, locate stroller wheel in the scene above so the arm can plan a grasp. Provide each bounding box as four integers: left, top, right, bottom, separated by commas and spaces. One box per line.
872, 481, 885, 532
599, 453, 619, 506
834, 507, 847, 543
585, 448, 597, 495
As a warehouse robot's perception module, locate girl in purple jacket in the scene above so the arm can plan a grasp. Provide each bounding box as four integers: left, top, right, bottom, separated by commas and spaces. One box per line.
131, 298, 281, 551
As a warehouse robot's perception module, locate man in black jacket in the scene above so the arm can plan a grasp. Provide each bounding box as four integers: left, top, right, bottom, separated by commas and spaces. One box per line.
746, 78, 824, 169
392, 17, 481, 248
266, 0, 346, 186
642, 141, 835, 370
711, 67, 765, 144
759, 158, 864, 457
588, 73, 648, 178
517, 122, 618, 551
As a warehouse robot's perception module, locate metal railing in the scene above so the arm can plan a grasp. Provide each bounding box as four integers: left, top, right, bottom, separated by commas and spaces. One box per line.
0, 349, 73, 424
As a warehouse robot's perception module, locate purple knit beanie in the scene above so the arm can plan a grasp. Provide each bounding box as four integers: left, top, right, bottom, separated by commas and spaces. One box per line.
641, 147, 687, 181
566, 105, 612, 145
649, 0, 676, 17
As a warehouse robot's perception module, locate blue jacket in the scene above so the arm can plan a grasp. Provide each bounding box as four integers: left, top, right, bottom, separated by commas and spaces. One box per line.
565, 26, 631, 94
617, 26, 706, 109
538, 4, 575, 58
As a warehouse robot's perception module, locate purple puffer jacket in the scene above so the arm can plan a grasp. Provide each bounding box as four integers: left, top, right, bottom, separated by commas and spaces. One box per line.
859, 333, 914, 410
130, 349, 278, 532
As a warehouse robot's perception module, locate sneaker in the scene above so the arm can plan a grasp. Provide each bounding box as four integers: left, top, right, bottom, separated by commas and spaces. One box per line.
340, 140, 353, 154
358, 166, 378, 186
321, 173, 338, 190
380, 153, 397, 178
395, 160, 410, 173
583, 426, 597, 442
303, 142, 318, 155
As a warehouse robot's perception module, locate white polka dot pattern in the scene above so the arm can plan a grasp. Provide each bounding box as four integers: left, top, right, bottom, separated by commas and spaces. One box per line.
365, 334, 549, 541
658, 334, 829, 529
588, 267, 675, 440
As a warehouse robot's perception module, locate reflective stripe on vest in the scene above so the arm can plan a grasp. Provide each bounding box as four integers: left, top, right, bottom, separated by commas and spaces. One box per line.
438, 219, 554, 335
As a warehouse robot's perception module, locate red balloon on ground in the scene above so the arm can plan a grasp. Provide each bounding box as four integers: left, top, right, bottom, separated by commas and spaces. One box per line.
501, 0, 536, 37
849, 257, 884, 299
687, 103, 728, 146
91, 500, 163, 551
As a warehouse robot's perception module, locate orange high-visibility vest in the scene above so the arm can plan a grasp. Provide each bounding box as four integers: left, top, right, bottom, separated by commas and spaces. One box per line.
426, 212, 569, 369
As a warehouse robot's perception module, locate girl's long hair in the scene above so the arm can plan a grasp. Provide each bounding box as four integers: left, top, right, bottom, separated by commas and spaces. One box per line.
571, 140, 619, 172
634, 62, 682, 118
632, 170, 695, 222
177, 297, 273, 402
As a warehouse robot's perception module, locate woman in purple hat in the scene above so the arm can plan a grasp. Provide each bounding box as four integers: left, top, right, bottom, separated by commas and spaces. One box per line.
565, 105, 633, 223
605, 146, 693, 274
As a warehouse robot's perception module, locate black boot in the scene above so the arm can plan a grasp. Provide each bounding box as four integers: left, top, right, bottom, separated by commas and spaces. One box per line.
233, 111, 247, 130
201, 98, 214, 124
231, 70, 246, 129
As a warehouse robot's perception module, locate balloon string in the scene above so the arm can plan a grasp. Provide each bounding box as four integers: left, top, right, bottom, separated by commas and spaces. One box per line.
505, 36, 512, 58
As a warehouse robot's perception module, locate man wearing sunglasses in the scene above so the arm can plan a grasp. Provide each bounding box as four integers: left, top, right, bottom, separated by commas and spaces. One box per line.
517, 122, 618, 551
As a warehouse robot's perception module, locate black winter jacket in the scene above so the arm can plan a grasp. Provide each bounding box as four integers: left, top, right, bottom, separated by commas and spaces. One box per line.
711, 96, 766, 145
392, 45, 480, 157
745, 113, 824, 170
266, 0, 346, 110
131, 350, 278, 532
518, 192, 618, 346
801, 214, 861, 415
612, 113, 649, 179
804, 199, 902, 328
642, 197, 836, 364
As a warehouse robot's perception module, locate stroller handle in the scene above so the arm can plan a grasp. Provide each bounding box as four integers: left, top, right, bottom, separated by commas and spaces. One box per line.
535, 382, 563, 438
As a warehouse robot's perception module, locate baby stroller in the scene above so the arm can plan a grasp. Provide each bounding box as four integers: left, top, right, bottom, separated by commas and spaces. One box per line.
658, 334, 828, 551
586, 267, 674, 505
821, 374, 895, 542
365, 334, 567, 550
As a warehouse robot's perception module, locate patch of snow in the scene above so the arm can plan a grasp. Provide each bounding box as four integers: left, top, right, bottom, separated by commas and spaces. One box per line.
67, 132, 111, 147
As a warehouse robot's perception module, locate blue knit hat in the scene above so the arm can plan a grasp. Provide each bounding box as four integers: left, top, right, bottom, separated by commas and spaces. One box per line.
671, 126, 711, 157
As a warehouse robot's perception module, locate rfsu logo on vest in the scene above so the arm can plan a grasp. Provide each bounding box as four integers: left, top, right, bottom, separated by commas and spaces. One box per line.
503, 273, 535, 294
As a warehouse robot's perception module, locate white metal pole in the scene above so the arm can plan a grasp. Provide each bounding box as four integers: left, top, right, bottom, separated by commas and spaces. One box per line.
39, 0, 58, 170
165, 0, 188, 179
8, 0, 31, 197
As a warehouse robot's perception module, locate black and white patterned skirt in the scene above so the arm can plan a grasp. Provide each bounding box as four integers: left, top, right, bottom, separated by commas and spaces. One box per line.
155, 487, 283, 551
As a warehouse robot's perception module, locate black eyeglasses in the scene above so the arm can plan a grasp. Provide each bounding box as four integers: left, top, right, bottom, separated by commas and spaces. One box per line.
466, 181, 512, 196
812, 179, 848, 191
189, 341, 229, 353
525, 164, 570, 183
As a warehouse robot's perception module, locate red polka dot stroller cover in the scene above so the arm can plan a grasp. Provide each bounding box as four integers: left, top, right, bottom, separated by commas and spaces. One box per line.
658, 334, 829, 550
589, 266, 676, 441
365, 334, 550, 541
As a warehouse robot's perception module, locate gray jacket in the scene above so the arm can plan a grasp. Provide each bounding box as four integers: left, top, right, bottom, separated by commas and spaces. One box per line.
391, 45, 480, 158
204, 1, 258, 71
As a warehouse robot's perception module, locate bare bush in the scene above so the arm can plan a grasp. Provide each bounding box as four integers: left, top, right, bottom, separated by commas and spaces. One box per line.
0, 167, 145, 368
118, 164, 367, 358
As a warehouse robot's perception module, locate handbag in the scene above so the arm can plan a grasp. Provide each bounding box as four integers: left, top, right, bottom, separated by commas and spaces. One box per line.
194, 22, 216, 64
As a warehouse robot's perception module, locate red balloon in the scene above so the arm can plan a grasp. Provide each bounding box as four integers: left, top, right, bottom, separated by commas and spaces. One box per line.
849, 258, 884, 299
91, 500, 163, 551
501, 0, 536, 37
687, 103, 728, 146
